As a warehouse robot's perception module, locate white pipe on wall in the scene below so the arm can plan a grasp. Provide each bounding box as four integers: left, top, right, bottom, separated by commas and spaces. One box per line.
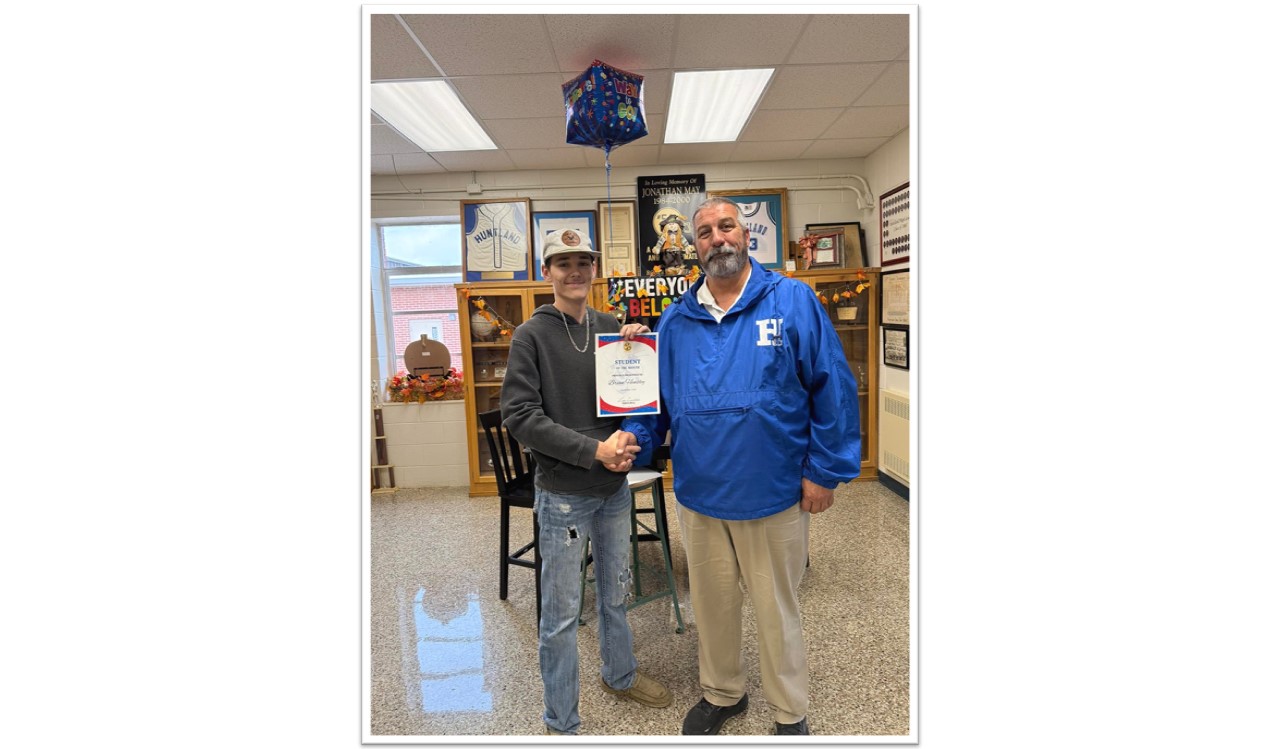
372, 173, 876, 210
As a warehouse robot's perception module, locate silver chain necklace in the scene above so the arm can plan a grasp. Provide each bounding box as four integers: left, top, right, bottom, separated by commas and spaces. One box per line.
560, 308, 591, 353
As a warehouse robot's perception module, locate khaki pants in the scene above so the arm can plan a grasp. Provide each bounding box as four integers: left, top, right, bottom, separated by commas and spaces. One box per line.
677, 502, 810, 724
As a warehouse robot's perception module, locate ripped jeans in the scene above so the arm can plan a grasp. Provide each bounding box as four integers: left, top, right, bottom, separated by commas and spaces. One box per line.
534, 482, 637, 734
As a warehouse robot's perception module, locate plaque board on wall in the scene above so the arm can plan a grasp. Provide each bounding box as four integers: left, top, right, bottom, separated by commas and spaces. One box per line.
598, 199, 638, 277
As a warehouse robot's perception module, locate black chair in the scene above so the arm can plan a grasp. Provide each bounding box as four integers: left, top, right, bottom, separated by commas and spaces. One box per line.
479, 409, 541, 623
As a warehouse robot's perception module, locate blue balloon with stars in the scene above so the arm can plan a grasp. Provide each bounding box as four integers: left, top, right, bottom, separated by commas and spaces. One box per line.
562, 60, 648, 158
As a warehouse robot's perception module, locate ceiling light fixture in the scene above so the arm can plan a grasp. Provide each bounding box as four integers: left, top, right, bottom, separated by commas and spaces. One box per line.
664, 69, 774, 144
371, 80, 497, 152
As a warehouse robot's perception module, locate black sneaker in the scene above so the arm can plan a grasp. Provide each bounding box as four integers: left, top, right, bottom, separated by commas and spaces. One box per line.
776, 717, 810, 735
681, 695, 748, 735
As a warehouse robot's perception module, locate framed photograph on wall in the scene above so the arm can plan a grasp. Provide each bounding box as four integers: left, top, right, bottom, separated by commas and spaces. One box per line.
805, 231, 844, 268
707, 187, 789, 270
461, 198, 533, 282
531, 210, 599, 281
881, 269, 910, 326
879, 182, 910, 267
883, 325, 909, 370
596, 199, 638, 277
804, 221, 866, 269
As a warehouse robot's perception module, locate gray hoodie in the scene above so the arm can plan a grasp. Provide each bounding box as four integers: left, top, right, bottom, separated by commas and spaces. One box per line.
500, 304, 626, 498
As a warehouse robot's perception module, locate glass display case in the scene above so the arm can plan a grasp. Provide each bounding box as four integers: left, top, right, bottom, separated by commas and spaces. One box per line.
456, 280, 605, 495
796, 268, 880, 479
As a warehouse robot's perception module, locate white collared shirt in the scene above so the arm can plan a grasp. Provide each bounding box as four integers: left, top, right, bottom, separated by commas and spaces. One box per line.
695, 264, 752, 323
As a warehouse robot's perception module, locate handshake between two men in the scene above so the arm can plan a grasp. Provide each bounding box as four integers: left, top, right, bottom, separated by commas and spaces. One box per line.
595, 430, 641, 473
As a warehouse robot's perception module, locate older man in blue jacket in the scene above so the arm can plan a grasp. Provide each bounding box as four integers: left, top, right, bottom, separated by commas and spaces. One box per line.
622, 197, 861, 736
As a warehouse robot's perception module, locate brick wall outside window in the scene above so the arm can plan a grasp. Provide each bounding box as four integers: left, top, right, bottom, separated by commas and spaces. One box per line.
390, 283, 464, 374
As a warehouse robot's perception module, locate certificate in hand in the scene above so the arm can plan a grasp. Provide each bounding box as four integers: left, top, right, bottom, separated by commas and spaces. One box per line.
595, 333, 660, 416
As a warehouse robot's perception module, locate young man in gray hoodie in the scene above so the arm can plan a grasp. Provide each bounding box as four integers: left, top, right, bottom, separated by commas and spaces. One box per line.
500, 228, 671, 735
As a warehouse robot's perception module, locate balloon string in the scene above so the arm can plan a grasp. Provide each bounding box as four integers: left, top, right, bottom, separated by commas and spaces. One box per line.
604, 142, 613, 259
603, 144, 625, 323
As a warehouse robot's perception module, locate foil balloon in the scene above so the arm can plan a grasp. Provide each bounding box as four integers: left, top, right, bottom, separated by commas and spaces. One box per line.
562, 60, 647, 160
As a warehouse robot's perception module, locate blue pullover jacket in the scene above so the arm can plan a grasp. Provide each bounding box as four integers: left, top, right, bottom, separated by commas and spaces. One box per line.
622, 258, 862, 520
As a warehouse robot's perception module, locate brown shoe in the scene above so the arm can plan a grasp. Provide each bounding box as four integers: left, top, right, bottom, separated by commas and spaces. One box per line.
600, 672, 673, 708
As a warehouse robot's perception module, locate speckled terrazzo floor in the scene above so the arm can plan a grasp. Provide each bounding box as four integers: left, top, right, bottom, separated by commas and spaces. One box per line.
369, 481, 910, 738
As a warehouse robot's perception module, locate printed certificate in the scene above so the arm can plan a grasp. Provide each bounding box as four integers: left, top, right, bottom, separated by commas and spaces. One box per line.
595, 333, 660, 416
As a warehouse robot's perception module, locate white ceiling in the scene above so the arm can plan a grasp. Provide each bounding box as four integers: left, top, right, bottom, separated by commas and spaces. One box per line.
370, 12, 910, 176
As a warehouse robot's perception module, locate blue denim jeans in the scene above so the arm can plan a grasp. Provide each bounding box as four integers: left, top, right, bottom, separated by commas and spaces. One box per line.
535, 482, 637, 734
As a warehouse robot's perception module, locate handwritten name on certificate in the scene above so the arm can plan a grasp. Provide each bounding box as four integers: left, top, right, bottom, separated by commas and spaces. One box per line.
595, 333, 660, 417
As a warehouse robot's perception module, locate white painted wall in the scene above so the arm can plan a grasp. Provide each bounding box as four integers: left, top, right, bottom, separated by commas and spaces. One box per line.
371, 137, 909, 487
373, 156, 879, 236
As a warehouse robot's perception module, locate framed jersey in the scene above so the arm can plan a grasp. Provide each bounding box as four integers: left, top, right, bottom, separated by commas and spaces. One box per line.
706, 187, 789, 270
460, 198, 533, 282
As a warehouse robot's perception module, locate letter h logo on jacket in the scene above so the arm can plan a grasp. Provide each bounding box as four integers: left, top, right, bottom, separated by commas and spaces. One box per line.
755, 317, 784, 347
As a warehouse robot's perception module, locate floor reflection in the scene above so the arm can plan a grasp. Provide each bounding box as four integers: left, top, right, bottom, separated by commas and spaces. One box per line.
413, 588, 492, 714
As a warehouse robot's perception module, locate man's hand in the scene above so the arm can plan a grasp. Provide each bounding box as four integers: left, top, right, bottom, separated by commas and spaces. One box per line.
597, 430, 639, 472
799, 477, 835, 514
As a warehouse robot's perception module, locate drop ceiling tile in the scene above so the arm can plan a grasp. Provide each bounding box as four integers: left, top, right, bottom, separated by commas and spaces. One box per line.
544, 15, 679, 74
485, 117, 567, 151
854, 62, 909, 107
788, 13, 910, 64
739, 109, 844, 141
391, 153, 446, 174
371, 155, 397, 175
824, 106, 909, 139
371, 122, 426, 155
452, 73, 568, 120
672, 14, 807, 68
507, 147, 590, 171
657, 142, 736, 164
635, 112, 665, 146
399, 14, 559, 76
370, 14, 438, 80
584, 143, 662, 169
427, 149, 516, 172
801, 137, 890, 160
758, 63, 887, 110
730, 140, 814, 162
634, 69, 672, 115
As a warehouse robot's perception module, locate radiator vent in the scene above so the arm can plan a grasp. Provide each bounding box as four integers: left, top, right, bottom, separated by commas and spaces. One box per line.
879, 390, 910, 486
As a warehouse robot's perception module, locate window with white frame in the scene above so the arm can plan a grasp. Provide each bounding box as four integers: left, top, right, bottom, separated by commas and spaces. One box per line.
373, 220, 464, 384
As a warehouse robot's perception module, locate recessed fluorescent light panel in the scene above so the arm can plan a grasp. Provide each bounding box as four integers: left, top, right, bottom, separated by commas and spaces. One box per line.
371, 80, 496, 151
664, 68, 774, 144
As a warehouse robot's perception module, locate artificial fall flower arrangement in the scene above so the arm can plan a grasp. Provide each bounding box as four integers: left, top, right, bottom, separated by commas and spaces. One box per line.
815, 269, 871, 307
461, 289, 515, 338
387, 368, 465, 403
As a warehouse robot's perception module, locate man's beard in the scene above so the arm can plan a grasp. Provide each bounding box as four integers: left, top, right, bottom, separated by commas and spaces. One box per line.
702, 244, 747, 278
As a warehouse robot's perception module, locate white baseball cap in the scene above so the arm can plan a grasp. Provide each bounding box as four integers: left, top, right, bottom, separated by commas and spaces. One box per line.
541, 228, 599, 266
